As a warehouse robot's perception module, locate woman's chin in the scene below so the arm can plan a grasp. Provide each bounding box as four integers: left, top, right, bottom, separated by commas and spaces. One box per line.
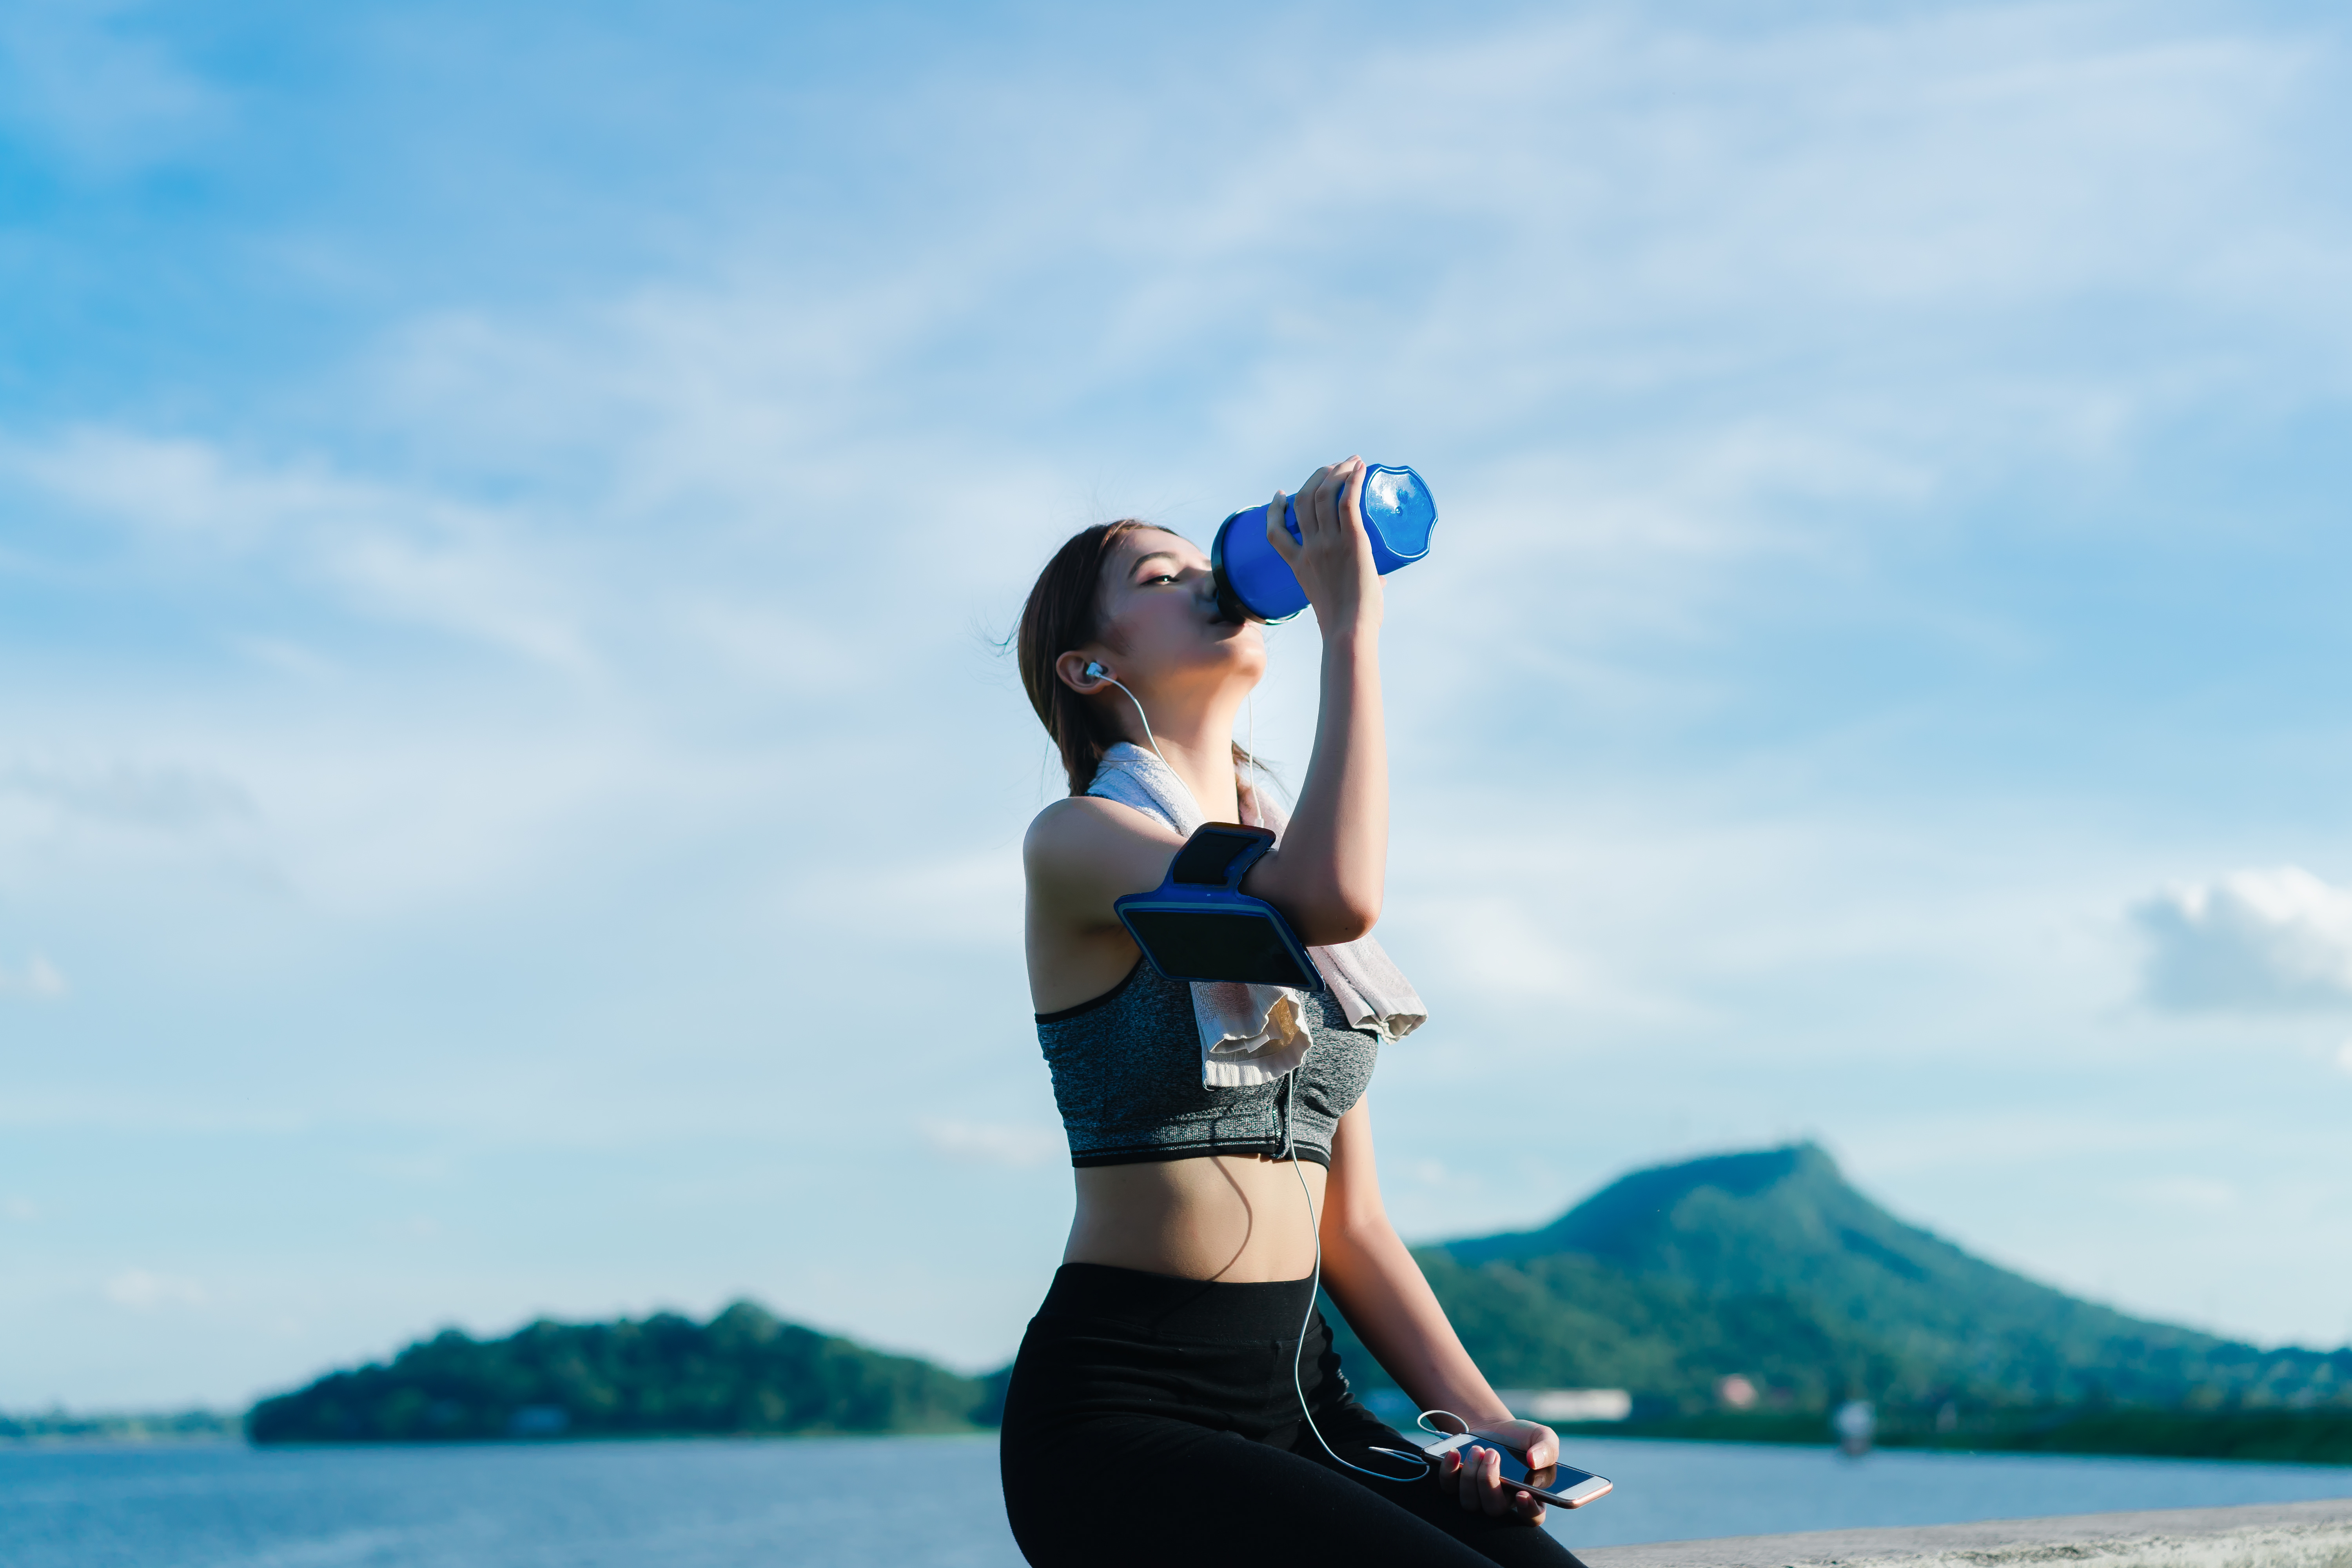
1210, 646, 1268, 686
1205, 619, 1265, 659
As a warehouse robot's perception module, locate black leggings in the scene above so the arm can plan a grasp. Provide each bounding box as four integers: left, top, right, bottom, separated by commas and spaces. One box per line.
999, 1263, 1585, 1568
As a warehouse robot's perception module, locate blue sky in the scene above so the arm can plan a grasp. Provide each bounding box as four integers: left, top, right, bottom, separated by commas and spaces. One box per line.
4, 0, 2351, 1408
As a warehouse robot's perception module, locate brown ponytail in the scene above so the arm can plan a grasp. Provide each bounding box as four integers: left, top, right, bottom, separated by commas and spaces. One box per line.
1016, 521, 1265, 798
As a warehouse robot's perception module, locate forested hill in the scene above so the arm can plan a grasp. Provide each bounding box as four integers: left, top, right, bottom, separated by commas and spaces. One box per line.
1330, 1143, 2347, 1414
247, 1301, 991, 1443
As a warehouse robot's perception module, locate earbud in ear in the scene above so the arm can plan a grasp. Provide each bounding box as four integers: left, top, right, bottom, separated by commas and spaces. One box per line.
1080, 659, 1169, 767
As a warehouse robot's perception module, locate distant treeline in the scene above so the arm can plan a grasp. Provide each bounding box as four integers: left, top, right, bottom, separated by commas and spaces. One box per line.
1, 1409, 239, 1442
1556, 1407, 2352, 1466
248, 1302, 992, 1444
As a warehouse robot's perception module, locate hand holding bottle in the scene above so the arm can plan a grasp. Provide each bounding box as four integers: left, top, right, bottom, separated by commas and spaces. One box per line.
1264, 457, 1383, 636
1211, 459, 1438, 623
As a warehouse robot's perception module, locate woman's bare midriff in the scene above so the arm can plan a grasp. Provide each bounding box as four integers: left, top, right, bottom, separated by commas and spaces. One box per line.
1036, 916, 1328, 1283
1065, 1156, 1328, 1282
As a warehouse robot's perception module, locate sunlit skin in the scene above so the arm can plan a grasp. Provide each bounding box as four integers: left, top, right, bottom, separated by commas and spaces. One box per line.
1022, 458, 1561, 1524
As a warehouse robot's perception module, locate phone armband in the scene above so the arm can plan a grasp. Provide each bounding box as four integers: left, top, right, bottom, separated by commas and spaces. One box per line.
1113, 824, 1322, 990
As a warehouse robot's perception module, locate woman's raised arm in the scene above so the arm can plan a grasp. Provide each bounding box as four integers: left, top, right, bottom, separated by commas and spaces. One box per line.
1240, 457, 1388, 946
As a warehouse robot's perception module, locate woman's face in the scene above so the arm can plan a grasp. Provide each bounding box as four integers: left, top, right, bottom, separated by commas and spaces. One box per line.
1090, 528, 1265, 697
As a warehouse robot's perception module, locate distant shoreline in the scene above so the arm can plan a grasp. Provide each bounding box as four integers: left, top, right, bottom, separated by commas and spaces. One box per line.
7, 1414, 2349, 1468
14, 1404, 2349, 1470
1550, 1408, 2352, 1467
1, 1411, 242, 1445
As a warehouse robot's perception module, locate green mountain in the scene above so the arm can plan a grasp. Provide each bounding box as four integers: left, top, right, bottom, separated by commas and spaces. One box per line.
1328, 1143, 2349, 1415
247, 1301, 991, 1443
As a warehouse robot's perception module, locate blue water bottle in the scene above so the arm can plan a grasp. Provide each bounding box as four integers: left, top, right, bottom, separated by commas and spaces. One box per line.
1209, 465, 1439, 623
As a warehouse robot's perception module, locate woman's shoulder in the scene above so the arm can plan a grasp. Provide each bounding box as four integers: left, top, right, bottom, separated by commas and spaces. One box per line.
1026, 794, 1163, 857
1025, 792, 1108, 840
1023, 795, 1184, 899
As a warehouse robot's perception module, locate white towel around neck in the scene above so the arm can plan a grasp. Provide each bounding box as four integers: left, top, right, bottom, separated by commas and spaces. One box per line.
1086, 742, 1428, 1087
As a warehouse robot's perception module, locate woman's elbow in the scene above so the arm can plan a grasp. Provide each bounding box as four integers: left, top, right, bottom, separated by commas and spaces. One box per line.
1302, 895, 1380, 945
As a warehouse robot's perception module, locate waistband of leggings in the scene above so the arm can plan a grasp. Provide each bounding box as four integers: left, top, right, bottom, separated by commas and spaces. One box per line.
1034, 1262, 1318, 1341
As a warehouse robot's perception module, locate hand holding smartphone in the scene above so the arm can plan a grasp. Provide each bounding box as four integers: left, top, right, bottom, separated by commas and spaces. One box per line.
1423, 1429, 1613, 1509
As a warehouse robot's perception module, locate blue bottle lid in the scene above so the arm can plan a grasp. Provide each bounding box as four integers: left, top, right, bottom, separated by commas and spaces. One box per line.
1357, 465, 1436, 570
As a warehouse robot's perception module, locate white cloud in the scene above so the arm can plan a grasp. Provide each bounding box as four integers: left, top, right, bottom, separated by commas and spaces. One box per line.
0, 955, 68, 1000
920, 1119, 1064, 1169
2336, 1040, 2352, 1077
792, 853, 1025, 949
2, 428, 590, 670
1, 759, 252, 833
103, 1268, 208, 1310
1403, 891, 1632, 1010
327, 2, 2352, 612
5, 1196, 37, 1221
2135, 867, 2352, 1013
2124, 1176, 2239, 1216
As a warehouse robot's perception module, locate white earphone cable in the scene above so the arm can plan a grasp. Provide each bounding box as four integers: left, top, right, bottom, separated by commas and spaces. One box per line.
1282, 1077, 1445, 1484
1092, 669, 1169, 769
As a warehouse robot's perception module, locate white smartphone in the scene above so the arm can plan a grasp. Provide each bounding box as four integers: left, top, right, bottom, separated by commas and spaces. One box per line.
1423, 1430, 1613, 1508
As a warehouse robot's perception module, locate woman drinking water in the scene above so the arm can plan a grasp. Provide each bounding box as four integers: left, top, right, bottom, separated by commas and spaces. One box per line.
998, 457, 1590, 1567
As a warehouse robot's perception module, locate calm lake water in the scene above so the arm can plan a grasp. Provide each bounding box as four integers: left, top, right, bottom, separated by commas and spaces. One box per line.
4, 1435, 2347, 1566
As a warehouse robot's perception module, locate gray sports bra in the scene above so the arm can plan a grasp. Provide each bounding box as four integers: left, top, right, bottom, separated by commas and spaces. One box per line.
1034, 959, 1379, 1168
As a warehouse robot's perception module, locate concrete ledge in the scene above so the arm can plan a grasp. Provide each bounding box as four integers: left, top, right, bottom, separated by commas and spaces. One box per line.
1581, 1497, 2352, 1568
